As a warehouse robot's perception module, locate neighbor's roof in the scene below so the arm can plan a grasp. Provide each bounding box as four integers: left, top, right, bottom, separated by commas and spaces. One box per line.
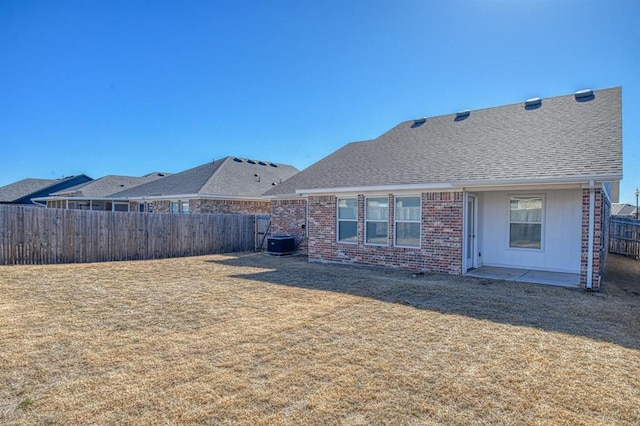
50, 172, 169, 198
611, 203, 637, 217
0, 175, 93, 203
112, 157, 299, 199
266, 87, 622, 195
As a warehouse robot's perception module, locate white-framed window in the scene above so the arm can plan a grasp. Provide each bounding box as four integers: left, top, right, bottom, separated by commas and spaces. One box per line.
395, 196, 421, 248
337, 198, 358, 243
365, 197, 388, 245
181, 200, 190, 214
113, 202, 129, 212
509, 195, 543, 249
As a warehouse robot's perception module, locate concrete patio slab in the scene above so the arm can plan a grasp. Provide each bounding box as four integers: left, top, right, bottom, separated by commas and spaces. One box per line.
465, 266, 580, 288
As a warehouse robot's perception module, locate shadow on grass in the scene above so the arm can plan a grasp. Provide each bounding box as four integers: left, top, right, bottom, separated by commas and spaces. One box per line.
207, 253, 640, 350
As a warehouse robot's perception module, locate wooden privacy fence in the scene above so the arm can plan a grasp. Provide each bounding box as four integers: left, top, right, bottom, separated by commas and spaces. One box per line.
0, 204, 262, 265
609, 217, 640, 259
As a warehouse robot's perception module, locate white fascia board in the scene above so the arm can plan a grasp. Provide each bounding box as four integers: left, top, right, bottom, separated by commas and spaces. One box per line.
127, 194, 265, 202
456, 175, 622, 187
262, 193, 306, 200
292, 175, 622, 196
32, 196, 129, 202
296, 183, 454, 195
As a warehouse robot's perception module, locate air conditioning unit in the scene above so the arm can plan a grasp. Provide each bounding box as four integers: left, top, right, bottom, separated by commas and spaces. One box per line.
267, 235, 295, 255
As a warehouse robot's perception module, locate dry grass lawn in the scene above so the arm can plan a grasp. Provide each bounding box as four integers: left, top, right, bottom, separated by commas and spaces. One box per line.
1, 252, 639, 425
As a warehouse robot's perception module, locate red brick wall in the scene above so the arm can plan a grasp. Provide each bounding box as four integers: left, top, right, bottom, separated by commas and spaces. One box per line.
580, 188, 605, 290
192, 199, 270, 215
270, 199, 308, 252
308, 192, 463, 274
153, 199, 269, 214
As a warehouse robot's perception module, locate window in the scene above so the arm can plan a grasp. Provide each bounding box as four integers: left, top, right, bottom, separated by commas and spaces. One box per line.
395, 196, 421, 247
509, 196, 542, 249
113, 202, 129, 212
337, 198, 358, 243
365, 197, 388, 245
171, 201, 180, 214
181, 201, 190, 214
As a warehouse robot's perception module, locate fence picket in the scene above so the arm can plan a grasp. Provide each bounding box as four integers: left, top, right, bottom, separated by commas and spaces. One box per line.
609, 217, 640, 258
0, 205, 262, 265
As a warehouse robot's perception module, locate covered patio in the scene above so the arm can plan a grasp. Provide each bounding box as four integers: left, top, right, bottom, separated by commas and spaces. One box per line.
465, 266, 581, 288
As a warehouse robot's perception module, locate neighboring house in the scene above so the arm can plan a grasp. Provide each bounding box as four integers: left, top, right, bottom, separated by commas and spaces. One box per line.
37, 173, 169, 211
611, 203, 638, 219
0, 175, 93, 205
266, 87, 622, 290
112, 157, 299, 215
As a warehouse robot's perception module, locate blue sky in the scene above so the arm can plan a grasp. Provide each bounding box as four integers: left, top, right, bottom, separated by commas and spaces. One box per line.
1, 0, 638, 203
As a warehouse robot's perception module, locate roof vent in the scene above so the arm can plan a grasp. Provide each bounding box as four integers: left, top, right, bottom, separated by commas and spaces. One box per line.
233, 157, 243, 163
455, 110, 470, 121
247, 160, 256, 164
269, 163, 278, 168
575, 89, 594, 102
411, 117, 427, 128
258, 161, 267, 166
524, 97, 542, 110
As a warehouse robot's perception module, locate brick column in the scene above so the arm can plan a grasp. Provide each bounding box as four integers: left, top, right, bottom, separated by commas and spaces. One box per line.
580, 188, 603, 290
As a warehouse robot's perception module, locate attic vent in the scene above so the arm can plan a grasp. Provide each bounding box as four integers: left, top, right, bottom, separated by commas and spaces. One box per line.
575, 89, 594, 101
455, 110, 470, 121
269, 163, 278, 167
258, 161, 267, 166
525, 97, 542, 109
247, 160, 256, 164
233, 157, 243, 162
414, 117, 426, 124
158, 173, 165, 177
271, 182, 277, 186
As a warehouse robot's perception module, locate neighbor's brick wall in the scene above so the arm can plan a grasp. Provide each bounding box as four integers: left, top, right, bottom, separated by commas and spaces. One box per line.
192, 199, 270, 215
152, 200, 171, 213
151, 199, 269, 214
580, 188, 605, 290
308, 192, 463, 274
270, 199, 308, 252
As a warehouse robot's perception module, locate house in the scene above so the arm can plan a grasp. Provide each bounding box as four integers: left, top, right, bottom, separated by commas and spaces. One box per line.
38, 172, 169, 211
611, 203, 638, 219
112, 156, 299, 214
266, 87, 622, 290
0, 175, 93, 205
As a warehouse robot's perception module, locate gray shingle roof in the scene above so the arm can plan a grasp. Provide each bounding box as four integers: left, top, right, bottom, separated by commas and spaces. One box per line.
0, 178, 58, 202
266, 87, 622, 195
611, 203, 637, 217
51, 173, 169, 198
0, 175, 93, 203
112, 157, 299, 198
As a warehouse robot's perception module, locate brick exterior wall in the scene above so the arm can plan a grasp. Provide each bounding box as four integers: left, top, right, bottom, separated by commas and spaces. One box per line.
151, 199, 269, 215
307, 192, 463, 274
580, 188, 608, 290
192, 199, 270, 215
270, 199, 308, 252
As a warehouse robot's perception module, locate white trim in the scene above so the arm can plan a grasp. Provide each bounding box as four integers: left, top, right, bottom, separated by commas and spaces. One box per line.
507, 194, 545, 251
394, 195, 421, 249
295, 175, 621, 196
337, 197, 358, 244
364, 196, 389, 246
299, 183, 453, 195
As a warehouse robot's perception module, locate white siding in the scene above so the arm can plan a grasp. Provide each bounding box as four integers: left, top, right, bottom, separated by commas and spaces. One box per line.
478, 189, 582, 273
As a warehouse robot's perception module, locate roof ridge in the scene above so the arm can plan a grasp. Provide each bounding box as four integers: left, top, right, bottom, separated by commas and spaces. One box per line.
397, 86, 622, 126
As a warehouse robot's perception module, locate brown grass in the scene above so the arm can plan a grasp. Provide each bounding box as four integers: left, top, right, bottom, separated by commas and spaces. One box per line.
1, 252, 639, 425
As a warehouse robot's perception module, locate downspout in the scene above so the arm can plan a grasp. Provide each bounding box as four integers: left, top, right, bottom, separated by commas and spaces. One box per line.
586, 180, 595, 290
